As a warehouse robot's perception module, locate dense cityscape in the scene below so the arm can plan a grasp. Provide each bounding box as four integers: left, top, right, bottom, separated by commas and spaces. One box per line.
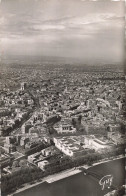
0, 0, 125, 195
0, 63, 125, 196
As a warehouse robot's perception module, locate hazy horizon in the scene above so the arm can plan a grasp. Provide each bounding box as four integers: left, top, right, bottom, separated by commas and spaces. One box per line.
0, 0, 125, 64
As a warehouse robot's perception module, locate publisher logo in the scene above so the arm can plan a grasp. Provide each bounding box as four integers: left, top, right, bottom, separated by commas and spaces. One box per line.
99, 175, 113, 190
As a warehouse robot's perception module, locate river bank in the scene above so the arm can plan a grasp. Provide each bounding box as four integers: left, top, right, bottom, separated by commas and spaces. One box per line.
10, 155, 124, 196
10, 168, 81, 196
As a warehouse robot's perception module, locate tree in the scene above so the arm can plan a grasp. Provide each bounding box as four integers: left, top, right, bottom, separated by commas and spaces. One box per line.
12, 160, 19, 168
78, 115, 82, 123
19, 160, 27, 167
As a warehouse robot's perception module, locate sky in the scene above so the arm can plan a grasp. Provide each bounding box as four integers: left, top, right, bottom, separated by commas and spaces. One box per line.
0, 0, 125, 64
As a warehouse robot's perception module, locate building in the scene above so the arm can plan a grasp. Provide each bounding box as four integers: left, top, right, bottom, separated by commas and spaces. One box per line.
53, 137, 85, 157
107, 132, 125, 145
21, 123, 32, 134
4, 136, 17, 153
84, 135, 113, 151
108, 124, 121, 132
21, 82, 27, 91
54, 123, 76, 134
6, 136, 13, 145
43, 136, 52, 144
54, 117, 76, 134
4, 143, 16, 153
20, 137, 29, 147
4, 136, 16, 153
15, 135, 21, 145
116, 100, 123, 111
41, 146, 58, 157
28, 152, 41, 163
25, 141, 39, 149
0, 153, 13, 168
38, 160, 49, 170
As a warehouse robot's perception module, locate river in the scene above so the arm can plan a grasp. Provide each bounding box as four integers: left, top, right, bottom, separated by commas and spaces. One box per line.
14, 158, 125, 196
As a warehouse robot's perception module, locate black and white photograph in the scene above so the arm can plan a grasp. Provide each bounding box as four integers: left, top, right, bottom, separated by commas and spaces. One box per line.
0, 0, 125, 196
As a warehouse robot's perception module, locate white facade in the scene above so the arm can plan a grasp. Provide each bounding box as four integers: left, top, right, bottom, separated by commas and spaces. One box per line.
53, 137, 81, 157
84, 136, 113, 151
38, 160, 49, 170
28, 152, 41, 163
54, 124, 76, 134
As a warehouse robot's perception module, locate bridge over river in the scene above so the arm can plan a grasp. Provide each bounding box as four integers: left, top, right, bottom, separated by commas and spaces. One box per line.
79, 167, 117, 191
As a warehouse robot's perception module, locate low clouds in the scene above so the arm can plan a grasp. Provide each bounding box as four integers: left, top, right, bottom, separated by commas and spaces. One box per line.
0, 0, 125, 63
33, 24, 65, 30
